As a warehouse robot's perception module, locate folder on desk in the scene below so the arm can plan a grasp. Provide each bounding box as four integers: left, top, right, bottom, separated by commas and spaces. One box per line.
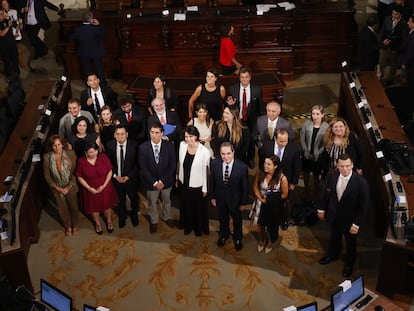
163, 124, 176, 136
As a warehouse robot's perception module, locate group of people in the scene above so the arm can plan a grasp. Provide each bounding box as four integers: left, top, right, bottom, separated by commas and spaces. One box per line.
358, 0, 414, 88
42, 67, 370, 279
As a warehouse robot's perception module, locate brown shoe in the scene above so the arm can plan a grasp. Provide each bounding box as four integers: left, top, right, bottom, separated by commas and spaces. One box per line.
164, 219, 175, 228
150, 223, 158, 234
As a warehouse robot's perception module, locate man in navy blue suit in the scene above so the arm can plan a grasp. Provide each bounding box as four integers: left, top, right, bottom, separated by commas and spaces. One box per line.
318, 153, 369, 278
209, 142, 249, 251
106, 125, 139, 228
21, 0, 62, 59
70, 12, 106, 83
138, 123, 176, 233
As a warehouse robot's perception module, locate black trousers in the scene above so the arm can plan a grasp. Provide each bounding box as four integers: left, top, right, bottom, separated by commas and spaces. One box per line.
179, 184, 209, 235
113, 178, 139, 221
328, 220, 357, 266
218, 202, 242, 241
26, 24, 48, 56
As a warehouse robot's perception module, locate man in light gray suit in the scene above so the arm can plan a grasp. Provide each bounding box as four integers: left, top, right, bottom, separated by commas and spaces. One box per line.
255, 101, 294, 167
58, 98, 95, 138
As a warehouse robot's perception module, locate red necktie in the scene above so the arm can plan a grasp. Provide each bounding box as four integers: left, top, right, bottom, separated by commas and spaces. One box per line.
127, 112, 132, 123
242, 88, 248, 121
160, 115, 166, 125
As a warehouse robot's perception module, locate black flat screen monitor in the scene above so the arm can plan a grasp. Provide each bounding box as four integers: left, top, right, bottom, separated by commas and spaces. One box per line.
297, 301, 317, 311
40, 278, 72, 311
84, 304, 96, 311
330, 274, 364, 311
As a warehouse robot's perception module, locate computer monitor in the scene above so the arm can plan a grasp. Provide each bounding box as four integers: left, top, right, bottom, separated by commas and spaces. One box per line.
84, 304, 96, 311
40, 278, 72, 311
297, 301, 318, 311
330, 274, 364, 311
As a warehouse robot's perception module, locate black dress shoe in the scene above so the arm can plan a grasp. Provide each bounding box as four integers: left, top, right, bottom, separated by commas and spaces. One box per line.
131, 214, 139, 227
319, 256, 338, 265
234, 239, 242, 251
164, 219, 175, 228
118, 219, 126, 228
281, 221, 289, 230
217, 237, 227, 247
343, 265, 353, 278
150, 223, 158, 234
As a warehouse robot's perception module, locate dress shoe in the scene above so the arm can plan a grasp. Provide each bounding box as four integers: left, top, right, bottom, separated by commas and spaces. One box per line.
95, 223, 103, 235
319, 256, 338, 265
234, 239, 242, 251
281, 221, 289, 230
265, 246, 273, 254
131, 214, 139, 227
118, 219, 126, 229
343, 265, 353, 278
217, 237, 228, 247
257, 244, 264, 253
164, 219, 175, 228
107, 222, 114, 233
150, 223, 158, 234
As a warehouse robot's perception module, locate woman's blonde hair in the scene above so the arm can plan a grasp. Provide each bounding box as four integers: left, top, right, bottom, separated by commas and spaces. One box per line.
217, 106, 245, 146
324, 116, 350, 149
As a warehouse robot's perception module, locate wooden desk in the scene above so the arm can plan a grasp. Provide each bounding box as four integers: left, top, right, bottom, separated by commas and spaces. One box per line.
57, 3, 357, 81
0, 80, 71, 292
338, 71, 414, 309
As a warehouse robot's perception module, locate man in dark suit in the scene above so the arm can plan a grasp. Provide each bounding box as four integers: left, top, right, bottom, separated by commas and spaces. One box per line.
400, 15, 414, 89
21, 0, 62, 59
147, 97, 182, 145
114, 93, 147, 146
80, 73, 118, 122
227, 67, 264, 169
358, 14, 380, 71
138, 123, 176, 233
69, 13, 106, 84
209, 142, 249, 251
0, 8, 19, 78
106, 124, 139, 228
263, 128, 301, 230
318, 153, 369, 278
256, 101, 294, 167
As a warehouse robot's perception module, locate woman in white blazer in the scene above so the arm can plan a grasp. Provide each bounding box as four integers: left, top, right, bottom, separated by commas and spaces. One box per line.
300, 105, 329, 202
178, 126, 211, 236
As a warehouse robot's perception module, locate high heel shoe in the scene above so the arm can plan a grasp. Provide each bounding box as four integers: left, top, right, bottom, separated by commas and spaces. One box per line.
257, 242, 265, 253
107, 221, 114, 233
65, 227, 72, 236
265, 243, 273, 254
95, 223, 103, 235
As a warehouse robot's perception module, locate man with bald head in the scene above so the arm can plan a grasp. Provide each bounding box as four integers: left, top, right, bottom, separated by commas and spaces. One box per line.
255, 101, 294, 167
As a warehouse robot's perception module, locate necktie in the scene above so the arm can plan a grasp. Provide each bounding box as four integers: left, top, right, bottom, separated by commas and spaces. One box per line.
268, 124, 274, 140
276, 147, 282, 159
154, 145, 160, 164
119, 145, 124, 176
127, 112, 132, 123
94, 93, 101, 116
224, 164, 229, 184
242, 88, 248, 121
337, 176, 346, 201
160, 115, 166, 125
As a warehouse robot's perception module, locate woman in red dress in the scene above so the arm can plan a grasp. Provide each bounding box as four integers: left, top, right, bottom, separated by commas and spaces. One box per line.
76, 142, 118, 234
219, 24, 243, 75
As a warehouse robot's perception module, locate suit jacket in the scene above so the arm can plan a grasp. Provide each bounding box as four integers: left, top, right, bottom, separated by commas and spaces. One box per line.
319, 170, 369, 230
209, 158, 249, 210
227, 83, 264, 131
300, 120, 329, 161
114, 105, 147, 145
58, 110, 95, 138
263, 140, 301, 185
24, 0, 59, 30
138, 139, 176, 190
256, 115, 294, 145
147, 111, 182, 144
178, 141, 210, 192
80, 85, 118, 120
401, 30, 414, 70
358, 26, 380, 71
105, 138, 139, 180
380, 16, 407, 52
70, 23, 105, 58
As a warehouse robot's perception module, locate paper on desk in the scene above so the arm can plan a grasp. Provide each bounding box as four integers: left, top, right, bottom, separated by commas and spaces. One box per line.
32, 154, 41, 162
256, 4, 277, 12
187, 5, 198, 11
174, 13, 186, 21
3, 176, 13, 183
0, 192, 13, 203
277, 2, 296, 10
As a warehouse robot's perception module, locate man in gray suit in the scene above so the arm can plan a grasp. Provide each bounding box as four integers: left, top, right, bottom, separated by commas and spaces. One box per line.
58, 98, 94, 138
256, 101, 294, 167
